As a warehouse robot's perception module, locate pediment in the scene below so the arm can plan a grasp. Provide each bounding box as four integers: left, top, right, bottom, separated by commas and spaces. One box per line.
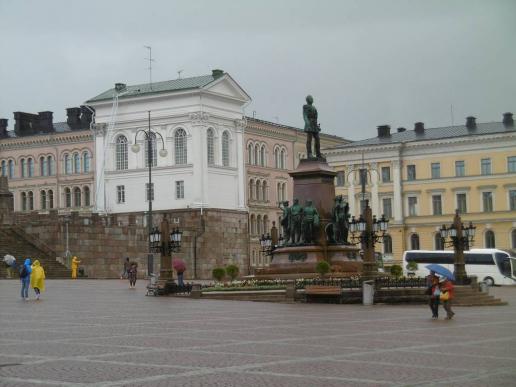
203, 74, 251, 103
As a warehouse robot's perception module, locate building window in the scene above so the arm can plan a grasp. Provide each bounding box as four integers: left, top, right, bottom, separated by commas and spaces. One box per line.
407, 165, 416, 181
410, 234, 420, 250
455, 160, 465, 177
48, 190, 53, 209
27, 158, 34, 177
456, 193, 467, 214
382, 198, 392, 219
280, 149, 286, 169
207, 129, 215, 165
176, 180, 184, 199
256, 180, 262, 201
73, 153, 80, 174
512, 230, 516, 249
64, 154, 72, 175
73, 187, 81, 207
381, 167, 391, 182
482, 191, 493, 212
408, 196, 418, 216
116, 135, 128, 170
222, 131, 230, 167
47, 156, 54, 176
145, 183, 154, 202
481, 158, 491, 175
40, 157, 48, 177
383, 235, 392, 254
40, 191, 47, 210
27, 191, 33, 210
274, 148, 280, 168
20, 158, 26, 177
21, 192, 27, 211
8, 160, 14, 178
510, 190, 516, 211
336, 171, 345, 186
1, 160, 6, 177
435, 233, 444, 250
262, 181, 267, 202
432, 195, 442, 215
260, 145, 266, 167
257, 215, 263, 235
247, 143, 253, 164
250, 214, 256, 235
83, 152, 90, 173
84, 186, 90, 206
508, 156, 516, 173
254, 145, 259, 166
117, 185, 125, 204
145, 132, 157, 168
485, 230, 495, 248
65, 188, 71, 208
431, 162, 440, 179
175, 129, 187, 165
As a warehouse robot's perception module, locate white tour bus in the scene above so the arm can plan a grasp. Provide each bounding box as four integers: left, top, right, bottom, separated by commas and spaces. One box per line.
403, 249, 516, 286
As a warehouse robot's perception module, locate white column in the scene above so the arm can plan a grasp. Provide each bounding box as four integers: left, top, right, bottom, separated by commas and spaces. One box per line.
347, 164, 356, 216
190, 123, 204, 205
371, 162, 379, 216
235, 118, 246, 209
94, 125, 107, 213
393, 159, 402, 222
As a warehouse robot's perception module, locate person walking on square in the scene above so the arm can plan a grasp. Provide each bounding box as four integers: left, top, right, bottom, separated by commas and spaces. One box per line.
71, 256, 81, 279
30, 260, 46, 300
426, 271, 440, 319
19, 258, 32, 300
121, 257, 130, 279
128, 262, 138, 288
440, 278, 455, 320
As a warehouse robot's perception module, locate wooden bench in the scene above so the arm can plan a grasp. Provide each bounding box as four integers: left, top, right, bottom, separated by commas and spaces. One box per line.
305, 285, 342, 303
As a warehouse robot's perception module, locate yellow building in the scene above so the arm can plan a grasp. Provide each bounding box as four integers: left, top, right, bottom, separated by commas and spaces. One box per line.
325, 114, 516, 265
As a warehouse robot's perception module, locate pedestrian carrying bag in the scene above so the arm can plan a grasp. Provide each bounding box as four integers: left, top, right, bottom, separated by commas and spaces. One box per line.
19, 265, 27, 278
433, 287, 441, 297
440, 291, 449, 301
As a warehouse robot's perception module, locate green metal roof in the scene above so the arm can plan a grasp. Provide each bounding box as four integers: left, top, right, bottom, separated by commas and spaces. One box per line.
87, 74, 216, 103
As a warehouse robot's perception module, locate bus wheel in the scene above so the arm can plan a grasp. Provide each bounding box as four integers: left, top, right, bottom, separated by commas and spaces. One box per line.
484, 277, 495, 287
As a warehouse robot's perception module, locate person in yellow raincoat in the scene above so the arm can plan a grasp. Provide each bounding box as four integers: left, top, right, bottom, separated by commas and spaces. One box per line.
30, 260, 46, 300
71, 256, 81, 279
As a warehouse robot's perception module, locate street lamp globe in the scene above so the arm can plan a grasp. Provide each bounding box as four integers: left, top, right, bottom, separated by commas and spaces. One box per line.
131, 143, 141, 153
159, 148, 168, 158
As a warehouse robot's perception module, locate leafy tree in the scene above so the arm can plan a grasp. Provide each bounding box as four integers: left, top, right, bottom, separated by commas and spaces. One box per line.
390, 264, 403, 278
212, 267, 225, 282
315, 260, 330, 277
225, 264, 239, 282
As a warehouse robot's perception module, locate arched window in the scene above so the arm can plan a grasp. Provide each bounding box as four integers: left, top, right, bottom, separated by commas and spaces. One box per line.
282, 183, 286, 202
250, 214, 256, 235
256, 180, 262, 201
274, 148, 280, 168
207, 128, 215, 165
1, 160, 5, 177
248, 143, 253, 164
435, 233, 444, 250
48, 190, 54, 209
257, 215, 263, 235
512, 230, 516, 249
28, 158, 34, 177
20, 158, 26, 177
82, 151, 90, 173
73, 153, 80, 173
280, 149, 286, 169
254, 144, 259, 166
40, 156, 47, 176
47, 156, 54, 176
116, 135, 128, 170
277, 182, 281, 202
65, 187, 72, 208
40, 190, 47, 210
174, 129, 187, 165
8, 160, 14, 178
64, 154, 72, 175
485, 230, 496, 248
21, 192, 27, 211
410, 233, 420, 250
28, 191, 34, 210
222, 131, 230, 167
251, 250, 256, 266
263, 215, 269, 234
73, 187, 81, 207
260, 145, 266, 167
383, 235, 393, 254
262, 181, 267, 202
84, 186, 91, 206
249, 179, 255, 200
145, 132, 157, 167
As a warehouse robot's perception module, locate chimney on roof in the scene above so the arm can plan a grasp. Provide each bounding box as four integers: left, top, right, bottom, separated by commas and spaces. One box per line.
66, 107, 82, 130
0, 119, 7, 138
212, 69, 224, 78
503, 112, 514, 127
14, 112, 38, 136
38, 111, 54, 133
397, 127, 406, 133
377, 125, 391, 138
115, 83, 126, 93
466, 116, 476, 129
80, 106, 93, 129
414, 122, 424, 134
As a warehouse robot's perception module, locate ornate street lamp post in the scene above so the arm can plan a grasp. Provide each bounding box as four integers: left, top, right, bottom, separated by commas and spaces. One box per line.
439, 210, 476, 284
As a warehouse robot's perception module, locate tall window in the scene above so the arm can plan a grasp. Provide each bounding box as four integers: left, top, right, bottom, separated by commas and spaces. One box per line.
481, 158, 491, 175
260, 145, 266, 167
336, 171, 345, 186
408, 196, 418, 216
27, 158, 34, 177
381, 166, 391, 182
21, 192, 27, 211
510, 190, 516, 211
116, 135, 128, 170
47, 156, 54, 176
280, 149, 286, 169
254, 145, 259, 166
28, 191, 34, 210
508, 156, 516, 173
117, 185, 125, 204
485, 230, 495, 248
176, 180, 184, 199
40, 191, 47, 210
175, 129, 187, 165
73, 187, 81, 207
431, 162, 440, 179
84, 186, 90, 206
8, 160, 14, 178
249, 179, 255, 200
257, 215, 263, 235
482, 191, 493, 212
40, 157, 47, 176
382, 198, 392, 219
145, 133, 157, 167
383, 235, 393, 254
256, 180, 262, 201
407, 165, 416, 181
65, 188, 71, 208
455, 160, 465, 177
274, 148, 280, 168
73, 153, 80, 173
410, 234, 420, 250
432, 195, 442, 215
146, 183, 154, 201
250, 214, 256, 235
207, 129, 215, 165
435, 233, 444, 250
1, 160, 6, 176
83, 151, 90, 173
457, 193, 467, 213
247, 143, 253, 164
48, 190, 53, 209
64, 154, 72, 175
222, 131, 230, 167
262, 181, 267, 202
20, 158, 26, 177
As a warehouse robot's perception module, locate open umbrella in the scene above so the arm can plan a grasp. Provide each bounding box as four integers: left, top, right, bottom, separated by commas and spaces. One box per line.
172, 258, 186, 273
3, 254, 15, 266
425, 264, 455, 281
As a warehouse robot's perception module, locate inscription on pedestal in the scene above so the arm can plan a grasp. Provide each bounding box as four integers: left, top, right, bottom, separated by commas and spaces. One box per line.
289, 252, 307, 262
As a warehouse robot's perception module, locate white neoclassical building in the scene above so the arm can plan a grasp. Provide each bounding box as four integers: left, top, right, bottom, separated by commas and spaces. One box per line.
86, 70, 251, 215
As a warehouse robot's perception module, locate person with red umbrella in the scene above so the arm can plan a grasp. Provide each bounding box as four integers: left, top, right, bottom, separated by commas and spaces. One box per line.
172, 258, 186, 287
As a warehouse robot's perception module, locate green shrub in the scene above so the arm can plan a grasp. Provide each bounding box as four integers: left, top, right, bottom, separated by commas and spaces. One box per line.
315, 260, 330, 277
225, 264, 239, 281
390, 264, 403, 278
212, 267, 225, 282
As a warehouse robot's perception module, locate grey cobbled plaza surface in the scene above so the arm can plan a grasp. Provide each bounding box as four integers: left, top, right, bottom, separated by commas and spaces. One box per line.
1, 280, 516, 387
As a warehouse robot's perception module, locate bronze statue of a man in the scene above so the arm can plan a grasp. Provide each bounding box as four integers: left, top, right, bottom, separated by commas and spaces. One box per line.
303, 95, 322, 159
302, 199, 320, 244
288, 198, 303, 245
332, 195, 350, 244
279, 200, 290, 241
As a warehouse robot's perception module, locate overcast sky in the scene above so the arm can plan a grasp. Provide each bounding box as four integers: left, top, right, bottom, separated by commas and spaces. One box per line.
1, 0, 515, 140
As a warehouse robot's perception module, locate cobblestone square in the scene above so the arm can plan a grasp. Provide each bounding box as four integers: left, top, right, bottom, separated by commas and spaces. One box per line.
1, 280, 515, 386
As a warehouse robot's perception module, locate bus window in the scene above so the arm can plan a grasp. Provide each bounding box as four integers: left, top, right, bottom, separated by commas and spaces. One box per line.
495, 252, 511, 277
512, 259, 516, 278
